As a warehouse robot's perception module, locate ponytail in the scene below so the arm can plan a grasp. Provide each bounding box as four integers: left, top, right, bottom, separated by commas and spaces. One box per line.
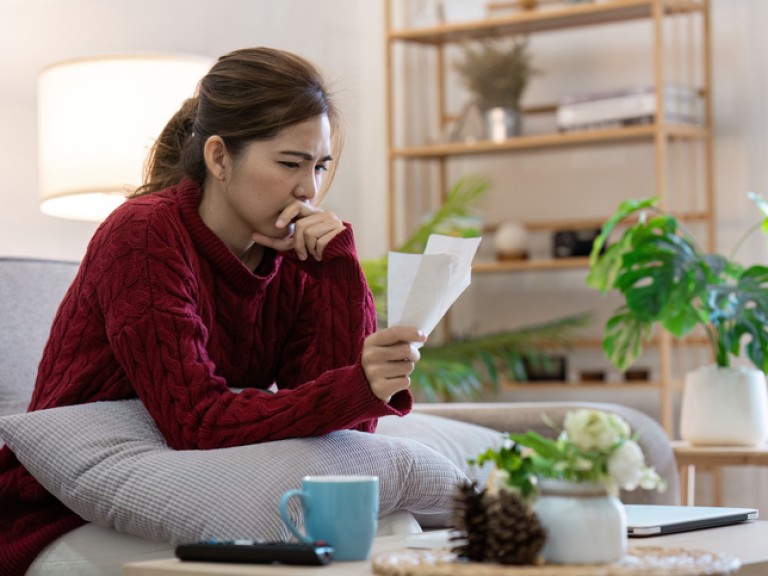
133, 97, 205, 197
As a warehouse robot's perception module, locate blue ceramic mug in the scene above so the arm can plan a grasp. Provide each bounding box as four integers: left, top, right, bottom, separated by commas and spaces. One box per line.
279, 475, 379, 561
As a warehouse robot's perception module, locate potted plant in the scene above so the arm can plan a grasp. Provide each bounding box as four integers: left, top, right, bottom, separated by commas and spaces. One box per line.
453, 37, 536, 140
468, 408, 665, 564
361, 175, 590, 401
586, 196, 768, 445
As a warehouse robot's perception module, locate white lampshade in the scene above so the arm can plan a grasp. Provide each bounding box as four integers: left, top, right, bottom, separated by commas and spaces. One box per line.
37, 54, 212, 221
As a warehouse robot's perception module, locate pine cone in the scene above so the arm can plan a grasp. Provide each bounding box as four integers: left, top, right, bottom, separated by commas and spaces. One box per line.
484, 489, 547, 565
449, 481, 489, 561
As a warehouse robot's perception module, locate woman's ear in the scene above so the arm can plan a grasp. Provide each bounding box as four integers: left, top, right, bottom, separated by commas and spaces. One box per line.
203, 135, 230, 181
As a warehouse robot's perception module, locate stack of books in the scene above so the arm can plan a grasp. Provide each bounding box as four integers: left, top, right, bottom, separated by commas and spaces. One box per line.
556, 84, 700, 132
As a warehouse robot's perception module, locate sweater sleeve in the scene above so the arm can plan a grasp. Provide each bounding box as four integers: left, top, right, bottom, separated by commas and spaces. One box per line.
274, 225, 412, 434
98, 212, 410, 450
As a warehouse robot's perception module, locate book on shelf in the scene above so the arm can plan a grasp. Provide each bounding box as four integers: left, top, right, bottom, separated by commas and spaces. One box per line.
556, 84, 701, 132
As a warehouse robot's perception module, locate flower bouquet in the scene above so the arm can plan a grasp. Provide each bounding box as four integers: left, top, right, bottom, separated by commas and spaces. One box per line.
474, 408, 666, 497
452, 408, 666, 566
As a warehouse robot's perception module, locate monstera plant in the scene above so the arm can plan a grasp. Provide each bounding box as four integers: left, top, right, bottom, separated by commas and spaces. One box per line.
362, 176, 589, 401
586, 195, 768, 445
586, 196, 768, 373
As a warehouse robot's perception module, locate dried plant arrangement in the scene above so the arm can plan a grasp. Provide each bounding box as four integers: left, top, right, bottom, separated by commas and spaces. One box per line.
454, 37, 536, 112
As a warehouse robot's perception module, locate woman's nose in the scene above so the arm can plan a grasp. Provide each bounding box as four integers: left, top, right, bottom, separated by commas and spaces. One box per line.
295, 172, 319, 202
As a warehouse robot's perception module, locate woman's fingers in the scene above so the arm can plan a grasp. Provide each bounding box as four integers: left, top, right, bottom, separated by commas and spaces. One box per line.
263, 203, 345, 261
292, 212, 345, 261
362, 327, 427, 402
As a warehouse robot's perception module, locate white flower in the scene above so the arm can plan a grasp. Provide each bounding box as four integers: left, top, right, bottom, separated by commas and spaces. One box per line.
607, 440, 645, 490
639, 466, 667, 492
563, 409, 630, 452
490, 468, 510, 495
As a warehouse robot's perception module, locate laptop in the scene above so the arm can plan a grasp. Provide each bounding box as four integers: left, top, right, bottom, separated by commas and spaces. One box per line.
626, 504, 758, 537
405, 504, 759, 548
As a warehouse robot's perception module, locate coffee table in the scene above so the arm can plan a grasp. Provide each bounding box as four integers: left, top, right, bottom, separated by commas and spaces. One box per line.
123, 520, 768, 575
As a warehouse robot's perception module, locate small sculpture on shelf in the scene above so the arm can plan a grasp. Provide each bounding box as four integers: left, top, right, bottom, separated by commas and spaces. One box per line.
493, 221, 529, 260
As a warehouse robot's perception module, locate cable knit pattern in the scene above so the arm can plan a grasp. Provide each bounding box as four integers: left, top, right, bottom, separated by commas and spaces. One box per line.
0, 179, 411, 576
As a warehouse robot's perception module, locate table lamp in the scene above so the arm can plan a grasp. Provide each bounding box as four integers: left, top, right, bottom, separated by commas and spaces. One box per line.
37, 53, 212, 221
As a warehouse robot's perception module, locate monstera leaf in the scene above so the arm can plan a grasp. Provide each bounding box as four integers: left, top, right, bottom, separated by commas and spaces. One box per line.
589, 196, 768, 372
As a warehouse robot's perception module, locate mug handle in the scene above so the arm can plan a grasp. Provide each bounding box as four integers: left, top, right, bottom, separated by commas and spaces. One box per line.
279, 489, 313, 543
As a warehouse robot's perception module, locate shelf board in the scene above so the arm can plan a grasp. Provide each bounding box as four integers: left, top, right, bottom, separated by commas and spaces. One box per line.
483, 211, 711, 234
388, 0, 705, 44
391, 124, 708, 159
500, 380, 663, 391
474, 257, 590, 272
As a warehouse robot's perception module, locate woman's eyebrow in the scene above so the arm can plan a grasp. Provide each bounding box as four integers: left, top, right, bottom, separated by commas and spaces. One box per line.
279, 150, 333, 162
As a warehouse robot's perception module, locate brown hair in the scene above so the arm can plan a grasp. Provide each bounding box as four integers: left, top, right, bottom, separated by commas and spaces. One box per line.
134, 47, 341, 196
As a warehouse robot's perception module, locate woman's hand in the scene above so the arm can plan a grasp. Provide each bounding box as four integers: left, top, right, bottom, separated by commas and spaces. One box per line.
252, 201, 345, 261
361, 326, 427, 403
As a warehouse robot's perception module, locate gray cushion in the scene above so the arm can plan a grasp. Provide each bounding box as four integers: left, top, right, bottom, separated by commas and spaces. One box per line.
0, 399, 480, 545
0, 258, 78, 421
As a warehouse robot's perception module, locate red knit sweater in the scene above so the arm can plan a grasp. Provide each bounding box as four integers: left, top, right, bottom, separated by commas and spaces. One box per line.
0, 179, 412, 575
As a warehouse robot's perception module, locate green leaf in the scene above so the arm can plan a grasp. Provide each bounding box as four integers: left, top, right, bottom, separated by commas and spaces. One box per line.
397, 175, 488, 255
507, 431, 563, 460
588, 197, 659, 268
603, 309, 652, 372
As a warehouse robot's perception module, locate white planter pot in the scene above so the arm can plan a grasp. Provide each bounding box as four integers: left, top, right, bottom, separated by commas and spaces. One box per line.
680, 366, 768, 446
533, 480, 626, 565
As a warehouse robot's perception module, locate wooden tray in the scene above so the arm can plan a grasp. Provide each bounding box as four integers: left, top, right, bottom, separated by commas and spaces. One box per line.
371, 546, 740, 576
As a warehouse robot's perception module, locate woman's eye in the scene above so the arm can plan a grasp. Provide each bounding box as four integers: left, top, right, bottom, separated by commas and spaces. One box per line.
280, 161, 300, 169
315, 164, 328, 174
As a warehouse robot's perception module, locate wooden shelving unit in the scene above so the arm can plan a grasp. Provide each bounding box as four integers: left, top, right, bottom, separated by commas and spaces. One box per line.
384, 0, 714, 435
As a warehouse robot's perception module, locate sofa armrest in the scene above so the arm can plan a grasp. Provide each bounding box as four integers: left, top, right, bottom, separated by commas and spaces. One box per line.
412, 401, 679, 506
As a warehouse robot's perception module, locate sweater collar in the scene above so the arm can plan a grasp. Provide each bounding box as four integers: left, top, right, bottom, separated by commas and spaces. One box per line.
176, 179, 281, 291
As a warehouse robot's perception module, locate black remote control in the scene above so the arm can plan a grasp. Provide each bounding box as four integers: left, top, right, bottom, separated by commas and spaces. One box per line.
175, 539, 334, 565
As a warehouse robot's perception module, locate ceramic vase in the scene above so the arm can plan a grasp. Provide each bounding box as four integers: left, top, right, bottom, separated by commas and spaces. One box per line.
680, 365, 768, 446
533, 479, 626, 564
484, 107, 521, 142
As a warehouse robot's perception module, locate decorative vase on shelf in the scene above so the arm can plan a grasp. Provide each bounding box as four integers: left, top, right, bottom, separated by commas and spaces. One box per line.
532, 479, 626, 565
484, 106, 521, 142
680, 365, 768, 446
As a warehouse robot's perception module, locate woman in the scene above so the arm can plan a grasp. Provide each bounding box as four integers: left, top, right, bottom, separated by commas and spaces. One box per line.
0, 46, 425, 575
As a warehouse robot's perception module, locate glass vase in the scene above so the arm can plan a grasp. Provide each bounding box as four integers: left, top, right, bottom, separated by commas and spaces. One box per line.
533, 479, 626, 564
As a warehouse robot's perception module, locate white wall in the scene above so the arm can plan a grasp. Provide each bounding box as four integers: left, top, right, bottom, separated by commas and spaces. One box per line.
0, 0, 389, 261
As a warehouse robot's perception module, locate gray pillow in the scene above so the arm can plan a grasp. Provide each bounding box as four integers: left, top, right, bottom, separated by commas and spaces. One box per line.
376, 411, 500, 489
0, 399, 495, 544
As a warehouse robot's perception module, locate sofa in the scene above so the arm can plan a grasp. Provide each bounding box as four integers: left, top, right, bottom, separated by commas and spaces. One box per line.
0, 257, 678, 575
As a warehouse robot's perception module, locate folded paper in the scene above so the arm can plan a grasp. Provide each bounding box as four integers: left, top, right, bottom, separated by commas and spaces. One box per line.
387, 234, 482, 337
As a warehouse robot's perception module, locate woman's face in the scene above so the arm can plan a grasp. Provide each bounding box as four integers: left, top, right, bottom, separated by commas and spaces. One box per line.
203, 114, 333, 250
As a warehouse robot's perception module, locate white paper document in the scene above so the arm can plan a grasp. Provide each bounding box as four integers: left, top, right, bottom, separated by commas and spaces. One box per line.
387, 234, 482, 336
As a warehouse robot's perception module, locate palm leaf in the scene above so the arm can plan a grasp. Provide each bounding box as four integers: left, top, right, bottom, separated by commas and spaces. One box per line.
397, 175, 489, 255
414, 312, 592, 401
